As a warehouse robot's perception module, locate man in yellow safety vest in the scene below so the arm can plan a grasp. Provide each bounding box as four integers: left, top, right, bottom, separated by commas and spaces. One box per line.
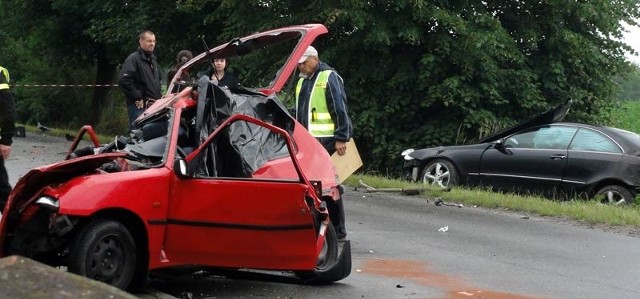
295, 46, 353, 240
0, 66, 17, 210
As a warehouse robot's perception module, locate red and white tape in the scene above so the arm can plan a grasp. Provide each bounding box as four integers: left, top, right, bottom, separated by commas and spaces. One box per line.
11, 84, 119, 87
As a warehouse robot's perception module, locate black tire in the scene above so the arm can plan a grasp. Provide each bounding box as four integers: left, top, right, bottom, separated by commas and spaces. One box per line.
296, 222, 348, 284
421, 159, 459, 188
68, 219, 138, 290
594, 185, 635, 205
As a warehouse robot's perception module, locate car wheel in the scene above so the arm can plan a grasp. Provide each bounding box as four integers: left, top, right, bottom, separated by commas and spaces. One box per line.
68, 219, 137, 290
595, 185, 635, 205
296, 222, 351, 284
421, 159, 459, 188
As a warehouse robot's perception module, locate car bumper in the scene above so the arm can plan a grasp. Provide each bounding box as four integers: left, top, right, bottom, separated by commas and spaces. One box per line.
403, 159, 419, 181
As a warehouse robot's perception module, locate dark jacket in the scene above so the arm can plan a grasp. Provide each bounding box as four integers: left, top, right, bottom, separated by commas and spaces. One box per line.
118, 48, 162, 105
295, 62, 352, 143
0, 69, 16, 146
208, 69, 240, 89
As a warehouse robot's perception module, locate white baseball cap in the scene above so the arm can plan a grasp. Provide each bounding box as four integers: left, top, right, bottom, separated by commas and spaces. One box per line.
298, 46, 318, 63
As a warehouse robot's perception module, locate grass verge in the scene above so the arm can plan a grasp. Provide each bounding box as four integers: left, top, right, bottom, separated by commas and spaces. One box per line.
19, 123, 115, 144
346, 174, 640, 227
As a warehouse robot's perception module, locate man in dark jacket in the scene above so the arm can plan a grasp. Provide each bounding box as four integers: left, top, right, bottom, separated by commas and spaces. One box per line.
118, 30, 162, 130
295, 46, 353, 240
0, 66, 17, 210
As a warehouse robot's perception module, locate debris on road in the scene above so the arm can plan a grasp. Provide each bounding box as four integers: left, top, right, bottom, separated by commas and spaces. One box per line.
438, 226, 449, 233
357, 180, 446, 195
37, 122, 51, 132
434, 197, 463, 208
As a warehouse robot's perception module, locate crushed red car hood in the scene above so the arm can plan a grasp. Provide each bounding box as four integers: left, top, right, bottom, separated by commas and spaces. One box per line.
2, 153, 125, 214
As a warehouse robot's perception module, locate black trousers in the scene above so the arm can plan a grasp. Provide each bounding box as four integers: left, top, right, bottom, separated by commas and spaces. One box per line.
323, 188, 347, 239
0, 155, 11, 210
317, 137, 347, 239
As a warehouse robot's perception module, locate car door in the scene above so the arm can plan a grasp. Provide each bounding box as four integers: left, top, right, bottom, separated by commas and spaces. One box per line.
163, 116, 319, 270
479, 125, 577, 195
562, 127, 624, 193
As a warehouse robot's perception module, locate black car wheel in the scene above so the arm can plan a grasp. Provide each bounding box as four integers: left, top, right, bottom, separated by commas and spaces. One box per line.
68, 219, 137, 290
421, 159, 459, 188
296, 222, 350, 284
595, 185, 635, 205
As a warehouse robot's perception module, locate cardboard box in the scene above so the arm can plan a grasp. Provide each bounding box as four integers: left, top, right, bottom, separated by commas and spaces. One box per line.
330, 139, 363, 184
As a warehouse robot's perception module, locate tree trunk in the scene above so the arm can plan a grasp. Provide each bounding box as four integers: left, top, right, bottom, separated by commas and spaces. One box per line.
90, 48, 117, 125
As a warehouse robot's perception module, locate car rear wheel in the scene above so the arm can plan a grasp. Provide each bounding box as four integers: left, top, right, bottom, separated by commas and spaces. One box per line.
594, 185, 635, 205
68, 219, 137, 290
296, 222, 351, 284
421, 159, 459, 188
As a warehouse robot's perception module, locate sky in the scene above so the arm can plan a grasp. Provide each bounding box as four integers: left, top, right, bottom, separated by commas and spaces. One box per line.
623, 23, 640, 64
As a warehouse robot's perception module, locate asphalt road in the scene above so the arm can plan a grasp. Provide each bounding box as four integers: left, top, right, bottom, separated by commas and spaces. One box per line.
6, 133, 640, 299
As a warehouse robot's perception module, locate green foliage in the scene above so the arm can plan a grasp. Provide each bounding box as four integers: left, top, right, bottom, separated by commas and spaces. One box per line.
188, 0, 640, 174
607, 100, 640, 133
93, 93, 129, 136
1, 0, 217, 130
2, 35, 95, 127
617, 63, 640, 101
1, 0, 639, 175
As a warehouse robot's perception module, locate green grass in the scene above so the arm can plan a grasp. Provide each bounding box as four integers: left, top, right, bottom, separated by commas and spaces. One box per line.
19, 123, 115, 144
346, 174, 640, 227
608, 100, 640, 132
341, 102, 640, 229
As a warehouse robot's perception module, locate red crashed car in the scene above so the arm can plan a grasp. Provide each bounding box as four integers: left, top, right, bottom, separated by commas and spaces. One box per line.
0, 24, 350, 291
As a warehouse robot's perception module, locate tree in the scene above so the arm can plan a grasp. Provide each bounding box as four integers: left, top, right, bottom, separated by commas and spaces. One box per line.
0, 0, 217, 127
618, 63, 640, 101
194, 0, 640, 174
2, 0, 638, 175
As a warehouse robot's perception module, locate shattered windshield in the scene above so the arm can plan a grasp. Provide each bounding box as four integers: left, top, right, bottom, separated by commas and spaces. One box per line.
125, 112, 174, 167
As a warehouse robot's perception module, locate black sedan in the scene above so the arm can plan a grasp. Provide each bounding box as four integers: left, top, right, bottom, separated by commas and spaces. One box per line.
401, 102, 640, 204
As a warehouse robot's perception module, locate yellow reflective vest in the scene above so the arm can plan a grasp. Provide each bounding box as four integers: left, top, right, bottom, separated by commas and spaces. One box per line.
0, 67, 9, 90
295, 70, 335, 137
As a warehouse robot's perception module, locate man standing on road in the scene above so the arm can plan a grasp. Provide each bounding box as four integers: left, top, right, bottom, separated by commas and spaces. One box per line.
0, 66, 17, 210
118, 30, 162, 130
295, 46, 353, 240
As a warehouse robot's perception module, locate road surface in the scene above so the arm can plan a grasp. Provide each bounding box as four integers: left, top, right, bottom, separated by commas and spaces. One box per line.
6, 133, 640, 298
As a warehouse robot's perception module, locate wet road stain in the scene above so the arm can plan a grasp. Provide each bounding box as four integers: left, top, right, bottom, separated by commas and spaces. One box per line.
360, 258, 543, 299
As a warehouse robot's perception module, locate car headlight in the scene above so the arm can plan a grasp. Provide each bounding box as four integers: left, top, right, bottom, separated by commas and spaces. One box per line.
401, 148, 415, 160
36, 196, 60, 211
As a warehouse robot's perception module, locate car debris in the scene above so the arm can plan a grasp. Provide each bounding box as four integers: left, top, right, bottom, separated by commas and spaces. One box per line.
434, 197, 463, 208
357, 179, 445, 195
0, 24, 351, 291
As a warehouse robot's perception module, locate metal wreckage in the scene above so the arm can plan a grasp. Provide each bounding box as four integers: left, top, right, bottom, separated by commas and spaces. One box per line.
0, 24, 351, 291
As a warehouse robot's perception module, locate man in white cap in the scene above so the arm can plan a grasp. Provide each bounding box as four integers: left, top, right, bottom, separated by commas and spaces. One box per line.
295, 46, 353, 241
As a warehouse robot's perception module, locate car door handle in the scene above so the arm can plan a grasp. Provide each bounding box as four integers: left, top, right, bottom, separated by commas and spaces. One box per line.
550, 154, 566, 160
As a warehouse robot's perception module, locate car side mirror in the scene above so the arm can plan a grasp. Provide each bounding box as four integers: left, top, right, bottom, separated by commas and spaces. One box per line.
173, 159, 189, 178
493, 139, 505, 149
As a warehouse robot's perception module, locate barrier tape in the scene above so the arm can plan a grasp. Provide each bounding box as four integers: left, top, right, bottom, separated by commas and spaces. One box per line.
11, 84, 119, 87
